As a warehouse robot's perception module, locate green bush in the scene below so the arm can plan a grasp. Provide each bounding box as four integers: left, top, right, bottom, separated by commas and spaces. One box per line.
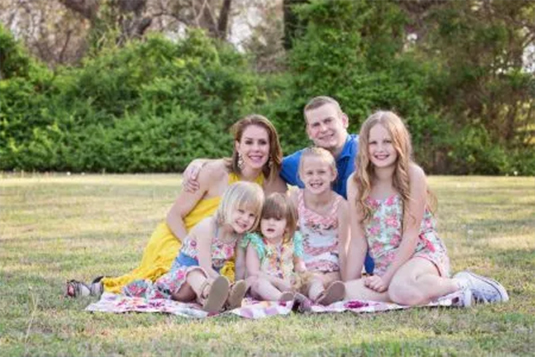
1, 13, 533, 175
1, 30, 259, 172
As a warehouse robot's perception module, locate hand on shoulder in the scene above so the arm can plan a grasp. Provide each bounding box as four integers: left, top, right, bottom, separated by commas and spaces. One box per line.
197, 159, 228, 186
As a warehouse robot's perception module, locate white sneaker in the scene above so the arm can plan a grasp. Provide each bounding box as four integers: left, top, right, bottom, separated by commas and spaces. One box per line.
453, 271, 509, 304
452, 287, 474, 307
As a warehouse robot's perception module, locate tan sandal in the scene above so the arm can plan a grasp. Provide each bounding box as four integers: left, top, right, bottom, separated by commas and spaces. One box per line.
315, 280, 345, 306
226, 280, 247, 310
279, 291, 295, 302
202, 276, 230, 313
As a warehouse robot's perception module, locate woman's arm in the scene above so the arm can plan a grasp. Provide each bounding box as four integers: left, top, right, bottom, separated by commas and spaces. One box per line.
380, 164, 427, 287
166, 162, 225, 241
337, 199, 350, 281
191, 218, 220, 279
345, 174, 368, 281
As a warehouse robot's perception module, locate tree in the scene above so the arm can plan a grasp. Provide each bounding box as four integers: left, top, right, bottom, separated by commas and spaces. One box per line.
282, 0, 308, 49
0, 0, 235, 66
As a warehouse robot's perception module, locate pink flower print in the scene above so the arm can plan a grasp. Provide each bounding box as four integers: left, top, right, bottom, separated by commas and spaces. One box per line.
175, 270, 186, 281
224, 244, 234, 258
371, 241, 383, 256
382, 250, 396, 265
390, 233, 402, 247
345, 300, 369, 309
369, 225, 380, 236
367, 198, 379, 209
385, 215, 399, 228
419, 235, 436, 252
385, 195, 396, 206
190, 240, 197, 248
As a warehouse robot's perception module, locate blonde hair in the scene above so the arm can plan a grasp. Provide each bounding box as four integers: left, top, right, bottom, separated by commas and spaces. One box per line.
227, 114, 282, 184
215, 182, 264, 231
303, 96, 343, 120
298, 147, 338, 182
261, 193, 298, 245
354, 111, 413, 224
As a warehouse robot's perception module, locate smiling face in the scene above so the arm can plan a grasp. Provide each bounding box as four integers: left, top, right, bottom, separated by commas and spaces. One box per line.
367, 123, 398, 169
235, 124, 270, 170
299, 155, 337, 195
305, 103, 349, 156
230, 206, 258, 234
260, 217, 287, 242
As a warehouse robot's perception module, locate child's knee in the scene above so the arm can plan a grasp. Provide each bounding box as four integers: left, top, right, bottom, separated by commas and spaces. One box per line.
246, 276, 258, 290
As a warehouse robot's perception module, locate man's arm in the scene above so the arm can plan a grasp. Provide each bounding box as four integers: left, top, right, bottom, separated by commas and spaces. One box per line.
280, 150, 304, 188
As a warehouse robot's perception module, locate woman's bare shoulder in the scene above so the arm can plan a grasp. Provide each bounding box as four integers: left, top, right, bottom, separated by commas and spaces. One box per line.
198, 159, 228, 184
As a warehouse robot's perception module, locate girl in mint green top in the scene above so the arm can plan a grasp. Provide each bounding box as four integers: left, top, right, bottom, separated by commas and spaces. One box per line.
241, 193, 308, 301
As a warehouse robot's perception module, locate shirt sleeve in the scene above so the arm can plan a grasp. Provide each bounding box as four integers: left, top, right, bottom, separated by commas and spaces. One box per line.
280, 151, 304, 188
293, 231, 304, 258
241, 232, 266, 261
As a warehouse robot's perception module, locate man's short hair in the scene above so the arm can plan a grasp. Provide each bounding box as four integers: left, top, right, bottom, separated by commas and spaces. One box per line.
303, 96, 343, 120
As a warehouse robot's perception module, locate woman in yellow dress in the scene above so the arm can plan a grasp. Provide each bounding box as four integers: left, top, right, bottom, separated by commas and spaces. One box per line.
66, 114, 287, 297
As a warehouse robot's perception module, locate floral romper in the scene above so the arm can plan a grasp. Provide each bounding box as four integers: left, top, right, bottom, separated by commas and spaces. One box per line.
365, 194, 451, 277
241, 232, 304, 286
297, 189, 343, 273
123, 229, 237, 299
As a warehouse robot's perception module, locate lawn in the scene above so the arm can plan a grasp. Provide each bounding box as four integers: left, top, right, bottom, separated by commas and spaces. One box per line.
1, 174, 534, 356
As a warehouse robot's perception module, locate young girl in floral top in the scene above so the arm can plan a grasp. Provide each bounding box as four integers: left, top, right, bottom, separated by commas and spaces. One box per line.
242, 193, 308, 301
123, 182, 264, 313
289, 147, 349, 305
345, 111, 509, 306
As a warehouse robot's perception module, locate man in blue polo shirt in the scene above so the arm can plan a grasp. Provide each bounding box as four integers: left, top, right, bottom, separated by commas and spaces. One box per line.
182, 96, 374, 274
281, 96, 356, 199
280, 96, 374, 274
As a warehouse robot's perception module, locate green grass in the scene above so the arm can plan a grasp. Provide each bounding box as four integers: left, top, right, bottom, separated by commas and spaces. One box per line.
1, 174, 534, 356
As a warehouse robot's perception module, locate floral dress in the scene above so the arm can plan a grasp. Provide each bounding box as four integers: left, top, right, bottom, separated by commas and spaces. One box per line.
297, 189, 343, 273
365, 194, 451, 277
241, 232, 304, 284
123, 228, 237, 299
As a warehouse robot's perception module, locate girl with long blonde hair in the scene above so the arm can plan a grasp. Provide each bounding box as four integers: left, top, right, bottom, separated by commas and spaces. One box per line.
345, 111, 508, 306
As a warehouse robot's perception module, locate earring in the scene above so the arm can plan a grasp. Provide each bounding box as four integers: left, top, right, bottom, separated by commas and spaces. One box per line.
238, 153, 244, 169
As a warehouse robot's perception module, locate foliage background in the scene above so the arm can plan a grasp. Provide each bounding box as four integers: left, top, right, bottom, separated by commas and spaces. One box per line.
1, 0, 534, 175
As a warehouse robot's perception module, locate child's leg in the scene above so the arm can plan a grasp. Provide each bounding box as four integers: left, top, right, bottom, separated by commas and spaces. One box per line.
307, 272, 344, 303
185, 270, 230, 312
388, 257, 458, 306
184, 269, 210, 300
344, 279, 390, 302
251, 277, 285, 301
169, 269, 203, 302
306, 277, 325, 301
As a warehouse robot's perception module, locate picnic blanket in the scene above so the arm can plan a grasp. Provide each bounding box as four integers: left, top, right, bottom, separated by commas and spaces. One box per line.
85, 290, 464, 319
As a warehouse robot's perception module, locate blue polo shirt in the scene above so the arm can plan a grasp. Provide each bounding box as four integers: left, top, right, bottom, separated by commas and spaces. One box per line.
280, 134, 375, 274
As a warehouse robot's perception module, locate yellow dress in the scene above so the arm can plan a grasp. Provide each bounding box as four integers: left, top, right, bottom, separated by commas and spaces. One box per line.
102, 173, 264, 293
